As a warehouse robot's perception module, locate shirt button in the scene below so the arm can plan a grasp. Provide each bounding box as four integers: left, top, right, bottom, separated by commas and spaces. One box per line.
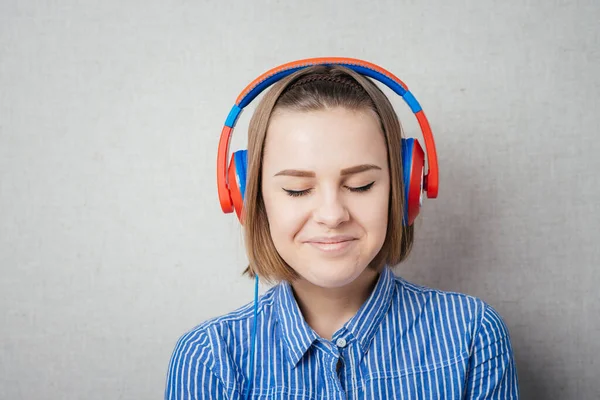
336, 338, 347, 348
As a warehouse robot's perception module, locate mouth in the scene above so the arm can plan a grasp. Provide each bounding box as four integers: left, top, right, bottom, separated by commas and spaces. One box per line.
304, 236, 357, 253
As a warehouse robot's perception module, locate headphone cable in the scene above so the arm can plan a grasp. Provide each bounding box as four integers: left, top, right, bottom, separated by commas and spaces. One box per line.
244, 275, 259, 400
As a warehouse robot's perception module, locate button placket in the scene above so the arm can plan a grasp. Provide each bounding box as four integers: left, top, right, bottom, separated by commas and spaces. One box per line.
327, 353, 346, 397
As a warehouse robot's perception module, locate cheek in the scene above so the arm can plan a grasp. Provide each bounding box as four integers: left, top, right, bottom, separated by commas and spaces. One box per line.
353, 184, 389, 238
263, 192, 307, 240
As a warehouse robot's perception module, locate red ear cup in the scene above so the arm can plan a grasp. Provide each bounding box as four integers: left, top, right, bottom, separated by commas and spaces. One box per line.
218, 126, 234, 213
228, 153, 245, 222
406, 140, 425, 226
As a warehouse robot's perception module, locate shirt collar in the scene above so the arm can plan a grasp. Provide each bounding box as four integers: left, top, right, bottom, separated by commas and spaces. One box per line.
342, 266, 396, 355
275, 280, 319, 367
274, 266, 396, 367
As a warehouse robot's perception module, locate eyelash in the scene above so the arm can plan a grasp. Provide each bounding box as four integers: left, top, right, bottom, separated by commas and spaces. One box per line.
283, 182, 375, 197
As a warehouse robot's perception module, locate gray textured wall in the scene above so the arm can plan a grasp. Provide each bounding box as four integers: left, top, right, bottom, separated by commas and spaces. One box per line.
1, 0, 598, 399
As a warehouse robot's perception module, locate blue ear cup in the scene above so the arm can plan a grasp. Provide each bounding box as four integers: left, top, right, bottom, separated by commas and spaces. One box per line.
401, 138, 414, 225
233, 150, 248, 201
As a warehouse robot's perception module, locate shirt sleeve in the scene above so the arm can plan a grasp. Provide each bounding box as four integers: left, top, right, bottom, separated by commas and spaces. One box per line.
164, 332, 230, 400
464, 304, 520, 399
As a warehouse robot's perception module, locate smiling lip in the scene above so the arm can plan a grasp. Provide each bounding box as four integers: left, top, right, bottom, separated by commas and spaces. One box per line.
306, 235, 356, 244
305, 236, 357, 254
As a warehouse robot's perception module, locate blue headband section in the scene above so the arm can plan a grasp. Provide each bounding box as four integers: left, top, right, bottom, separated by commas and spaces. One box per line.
402, 91, 422, 114
224, 62, 423, 128
225, 105, 242, 128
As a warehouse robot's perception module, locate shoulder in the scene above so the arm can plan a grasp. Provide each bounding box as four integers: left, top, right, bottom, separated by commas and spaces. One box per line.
167, 284, 280, 379
379, 272, 518, 396
390, 274, 512, 347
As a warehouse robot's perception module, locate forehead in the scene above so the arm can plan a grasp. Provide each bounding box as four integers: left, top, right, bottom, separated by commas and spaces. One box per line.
263, 108, 388, 172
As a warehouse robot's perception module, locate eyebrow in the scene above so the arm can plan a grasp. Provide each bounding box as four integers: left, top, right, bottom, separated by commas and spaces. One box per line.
274, 164, 382, 177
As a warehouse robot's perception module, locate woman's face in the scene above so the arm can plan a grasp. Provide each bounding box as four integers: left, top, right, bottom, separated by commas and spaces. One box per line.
261, 107, 390, 288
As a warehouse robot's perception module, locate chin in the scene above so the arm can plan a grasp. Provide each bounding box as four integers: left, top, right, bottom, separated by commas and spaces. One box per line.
300, 259, 368, 289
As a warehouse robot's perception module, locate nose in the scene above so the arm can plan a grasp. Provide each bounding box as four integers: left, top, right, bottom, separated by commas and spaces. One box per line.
312, 189, 350, 228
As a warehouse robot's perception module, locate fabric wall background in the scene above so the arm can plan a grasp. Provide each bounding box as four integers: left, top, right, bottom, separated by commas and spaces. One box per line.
1, 0, 598, 398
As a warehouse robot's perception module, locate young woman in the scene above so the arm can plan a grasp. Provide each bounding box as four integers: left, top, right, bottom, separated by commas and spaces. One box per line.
166, 58, 519, 399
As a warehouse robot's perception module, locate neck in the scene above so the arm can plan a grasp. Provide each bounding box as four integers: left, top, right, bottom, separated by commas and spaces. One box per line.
290, 268, 380, 340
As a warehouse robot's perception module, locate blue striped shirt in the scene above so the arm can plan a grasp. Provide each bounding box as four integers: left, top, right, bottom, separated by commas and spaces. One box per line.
165, 266, 519, 399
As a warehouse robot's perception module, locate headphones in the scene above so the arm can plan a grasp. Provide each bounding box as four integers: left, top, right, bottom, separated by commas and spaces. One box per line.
217, 57, 438, 226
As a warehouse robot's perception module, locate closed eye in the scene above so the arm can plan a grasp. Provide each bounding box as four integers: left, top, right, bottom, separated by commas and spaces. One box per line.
347, 181, 375, 192
283, 182, 375, 197
283, 188, 312, 197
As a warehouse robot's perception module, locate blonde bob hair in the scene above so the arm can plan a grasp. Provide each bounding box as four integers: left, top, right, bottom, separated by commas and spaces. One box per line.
242, 65, 413, 283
